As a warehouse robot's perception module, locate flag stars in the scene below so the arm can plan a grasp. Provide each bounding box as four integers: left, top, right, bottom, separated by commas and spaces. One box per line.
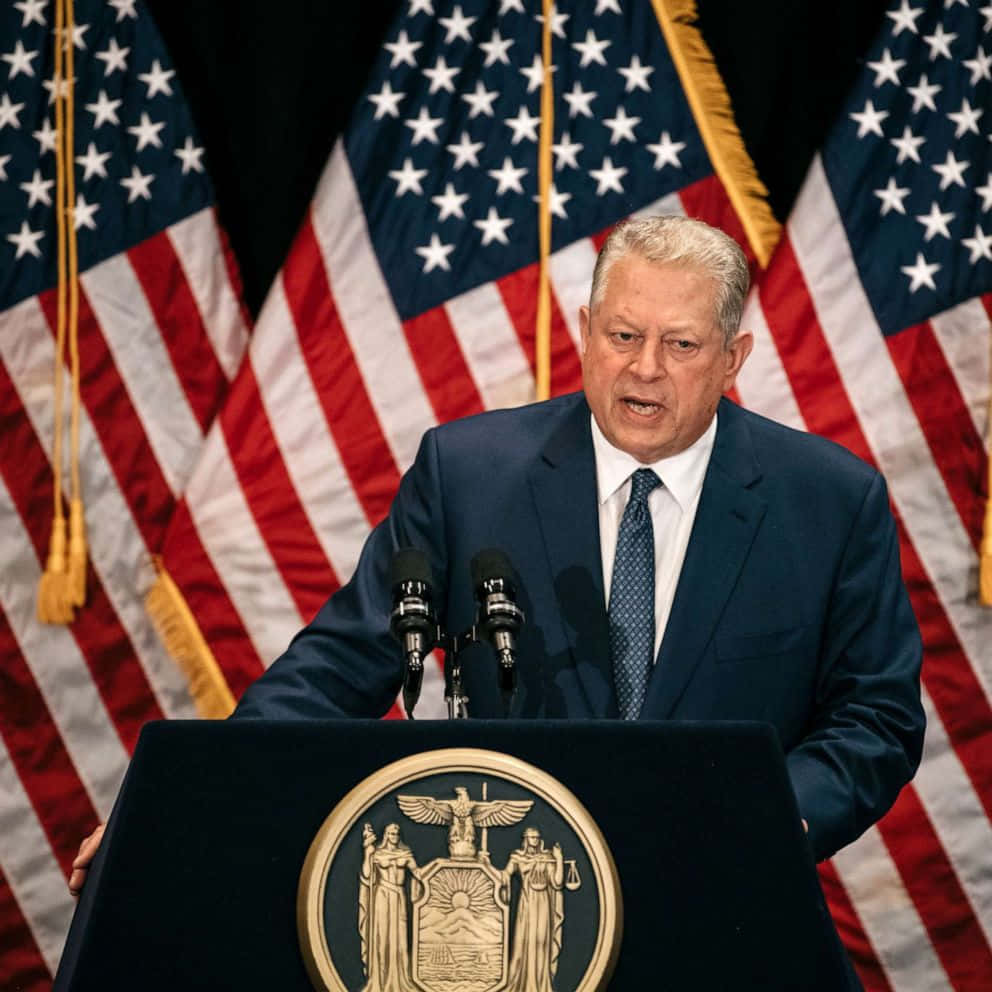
947, 98, 982, 138
519, 54, 554, 93
534, 183, 571, 219
446, 131, 483, 169
901, 252, 939, 292
982, 4, 992, 32
474, 207, 513, 245
907, 75, 941, 113
174, 137, 205, 174
479, 29, 513, 66
430, 182, 468, 221
0, 93, 25, 130
95, 37, 130, 75
54, 22, 89, 51
867, 49, 905, 87
647, 130, 686, 169
20, 168, 53, 207
369, 80, 405, 119
127, 112, 165, 151
0, 154, 10, 180
7, 221, 44, 259
618, 55, 654, 93
384, 30, 422, 69
873, 177, 910, 215
423, 56, 459, 94
562, 81, 596, 118
438, 5, 476, 44
76, 142, 111, 180
572, 29, 611, 68
552, 132, 583, 170
916, 202, 954, 241
119, 165, 153, 202
85, 89, 121, 128
108, 0, 138, 20
33, 116, 56, 152
595, 0, 622, 13
416, 233, 455, 272
499, 0, 525, 12
603, 106, 640, 144
73, 194, 99, 231
886, 1, 923, 35
850, 99, 888, 138
405, 106, 443, 145
3, 40, 39, 80
138, 59, 175, 98
488, 156, 527, 194
43, 74, 76, 104
922, 24, 956, 60
977, 174, 992, 212
462, 80, 498, 118
389, 157, 427, 195
890, 126, 925, 164
14, 0, 47, 28
409, 0, 434, 15
962, 225, 992, 263
536, 5, 569, 39
505, 105, 540, 144
932, 150, 969, 190
590, 156, 628, 195
964, 47, 992, 84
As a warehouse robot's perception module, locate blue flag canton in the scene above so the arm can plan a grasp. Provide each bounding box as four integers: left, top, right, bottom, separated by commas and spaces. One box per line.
346, 0, 710, 321
0, 0, 214, 311
822, 0, 992, 337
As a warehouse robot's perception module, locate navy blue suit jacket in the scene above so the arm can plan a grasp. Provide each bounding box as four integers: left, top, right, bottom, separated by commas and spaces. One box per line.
235, 393, 924, 861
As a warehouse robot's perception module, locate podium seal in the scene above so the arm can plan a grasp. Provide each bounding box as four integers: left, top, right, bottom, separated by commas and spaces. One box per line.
298, 748, 622, 992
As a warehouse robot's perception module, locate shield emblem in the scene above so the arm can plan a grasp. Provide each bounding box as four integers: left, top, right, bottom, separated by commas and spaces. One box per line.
411, 857, 510, 992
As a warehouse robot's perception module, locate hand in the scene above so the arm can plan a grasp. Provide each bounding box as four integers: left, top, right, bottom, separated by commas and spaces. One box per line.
802, 819, 809, 834
552, 842, 563, 864
69, 823, 105, 897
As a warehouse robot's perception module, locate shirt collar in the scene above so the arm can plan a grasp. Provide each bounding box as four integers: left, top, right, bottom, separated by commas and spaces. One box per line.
590, 411, 718, 512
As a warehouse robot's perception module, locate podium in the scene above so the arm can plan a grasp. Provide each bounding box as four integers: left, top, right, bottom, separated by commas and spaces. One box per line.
54, 719, 857, 990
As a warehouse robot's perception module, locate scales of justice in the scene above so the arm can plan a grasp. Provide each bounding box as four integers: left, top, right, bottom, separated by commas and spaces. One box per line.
357, 782, 582, 992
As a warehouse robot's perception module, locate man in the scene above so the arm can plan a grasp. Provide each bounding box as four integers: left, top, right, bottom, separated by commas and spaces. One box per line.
70, 216, 923, 891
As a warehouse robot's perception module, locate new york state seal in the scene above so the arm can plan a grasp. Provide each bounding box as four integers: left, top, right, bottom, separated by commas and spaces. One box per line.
298, 749, 622, 992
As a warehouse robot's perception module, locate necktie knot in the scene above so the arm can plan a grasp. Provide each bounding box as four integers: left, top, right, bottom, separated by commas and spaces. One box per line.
629, 468, 661, 506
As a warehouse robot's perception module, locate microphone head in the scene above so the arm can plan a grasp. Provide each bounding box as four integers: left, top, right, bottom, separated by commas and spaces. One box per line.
390, 547, 433, 592
470, 548, 515, 592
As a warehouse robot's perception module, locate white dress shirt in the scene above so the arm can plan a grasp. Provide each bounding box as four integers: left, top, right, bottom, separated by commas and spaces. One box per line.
591, 412, 717, 659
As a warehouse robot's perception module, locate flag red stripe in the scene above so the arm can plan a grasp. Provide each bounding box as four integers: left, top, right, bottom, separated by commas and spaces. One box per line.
402, 306, 485, 423
878, 787, 992, 989
550, 288, 583, 397
282, 216, 401, 526
886, 321, 987, 550
36, 287, 176, 554
0, 360, 164, 745
982, 293, 992, 326
160, 499, 267, 700
128, 233, 228, 432
0, 865, 51, 990
216, 210, 254, 344
497, 266, 538, 373
678, 174, 760, 270
0, 615, 101, 878
220, 362, 339, 621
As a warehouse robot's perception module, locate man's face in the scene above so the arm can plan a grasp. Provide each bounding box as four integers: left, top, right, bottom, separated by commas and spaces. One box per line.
580, 255, 752, 464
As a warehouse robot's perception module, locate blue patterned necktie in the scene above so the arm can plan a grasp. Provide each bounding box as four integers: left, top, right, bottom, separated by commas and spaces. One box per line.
609, 468, 662, 720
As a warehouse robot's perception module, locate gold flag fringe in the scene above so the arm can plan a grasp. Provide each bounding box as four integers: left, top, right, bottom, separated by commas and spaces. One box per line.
145, 560, 236, 718
534, 0, 555, 401
652, 0, 781, 268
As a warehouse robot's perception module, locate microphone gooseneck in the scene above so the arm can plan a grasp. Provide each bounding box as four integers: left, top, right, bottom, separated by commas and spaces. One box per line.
389, 548, 436, 719
470, 548, 525, 708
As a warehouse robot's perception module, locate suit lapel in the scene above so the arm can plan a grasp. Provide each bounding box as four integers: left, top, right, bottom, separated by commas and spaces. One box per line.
642, 400, 767, 718
528, 397, 617, 717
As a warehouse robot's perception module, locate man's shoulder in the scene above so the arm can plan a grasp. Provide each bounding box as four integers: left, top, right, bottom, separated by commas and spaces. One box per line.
429, 392, 586, 448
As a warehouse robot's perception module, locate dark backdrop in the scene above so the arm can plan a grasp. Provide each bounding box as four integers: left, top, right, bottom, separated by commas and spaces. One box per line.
142, 1, 889, 316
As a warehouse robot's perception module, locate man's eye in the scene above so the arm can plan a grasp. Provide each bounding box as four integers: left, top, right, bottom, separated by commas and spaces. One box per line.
669, 338, 698, 352
611, 332, 637, 344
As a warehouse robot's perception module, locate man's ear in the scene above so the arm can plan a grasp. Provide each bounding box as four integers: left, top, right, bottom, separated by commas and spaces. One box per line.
579, 305, 591, 355
723, 330, 754, 391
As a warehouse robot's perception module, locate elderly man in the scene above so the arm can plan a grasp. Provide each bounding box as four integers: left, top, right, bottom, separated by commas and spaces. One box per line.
71, 216, 923, 891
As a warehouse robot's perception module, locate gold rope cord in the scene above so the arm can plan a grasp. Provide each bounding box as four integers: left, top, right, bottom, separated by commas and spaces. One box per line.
981, 385, 992, 606
652, 0, 781, 267
534, 0, 554, 401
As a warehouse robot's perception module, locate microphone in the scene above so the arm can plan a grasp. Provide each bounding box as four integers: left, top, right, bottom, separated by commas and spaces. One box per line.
389, 548, 437, 718
470, 549, 525, 707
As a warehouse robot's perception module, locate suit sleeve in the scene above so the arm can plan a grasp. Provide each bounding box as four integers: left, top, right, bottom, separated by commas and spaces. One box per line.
786, 472, 925, 861
231, 428, 449, 719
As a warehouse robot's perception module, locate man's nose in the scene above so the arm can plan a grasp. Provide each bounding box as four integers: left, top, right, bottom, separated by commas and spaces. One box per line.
629, 342, 665, 380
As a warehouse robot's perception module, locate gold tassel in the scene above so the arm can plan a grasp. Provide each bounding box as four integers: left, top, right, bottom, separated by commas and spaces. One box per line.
67, 497, 87, 607
652, 0, 782, 267
38, 515, 73, 624
146, 561, 236, 718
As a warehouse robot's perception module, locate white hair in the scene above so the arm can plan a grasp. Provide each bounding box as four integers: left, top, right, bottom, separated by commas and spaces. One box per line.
589, 215, 750, 347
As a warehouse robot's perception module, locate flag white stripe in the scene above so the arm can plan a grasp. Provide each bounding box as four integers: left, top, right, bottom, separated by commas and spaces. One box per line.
444, 282, 536, 410
915, 688, 992, 947
0, 476, 128, 819
928, 298, 991, 440
81, 255, 204, 498
737, 294, 806, 430
789, 158, 992, 702
167, 208, 251, 382
0, 732, 75, 975
311, 143, 437, 472
252, 280, 370, 581
549, 237, 598, 350
184, 425, 302, 666
0, 298, 197, 721
832, 827, 952, 991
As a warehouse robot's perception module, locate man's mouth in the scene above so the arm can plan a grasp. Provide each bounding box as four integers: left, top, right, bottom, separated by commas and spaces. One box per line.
622, 398, 662, 416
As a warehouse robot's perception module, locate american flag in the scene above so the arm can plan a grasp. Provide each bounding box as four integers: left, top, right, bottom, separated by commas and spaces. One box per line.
737, 1, 992, 988
0, 0, 249, 987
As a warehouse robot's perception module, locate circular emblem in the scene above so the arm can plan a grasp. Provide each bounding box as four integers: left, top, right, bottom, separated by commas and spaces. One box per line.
298, 747, 622, 992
